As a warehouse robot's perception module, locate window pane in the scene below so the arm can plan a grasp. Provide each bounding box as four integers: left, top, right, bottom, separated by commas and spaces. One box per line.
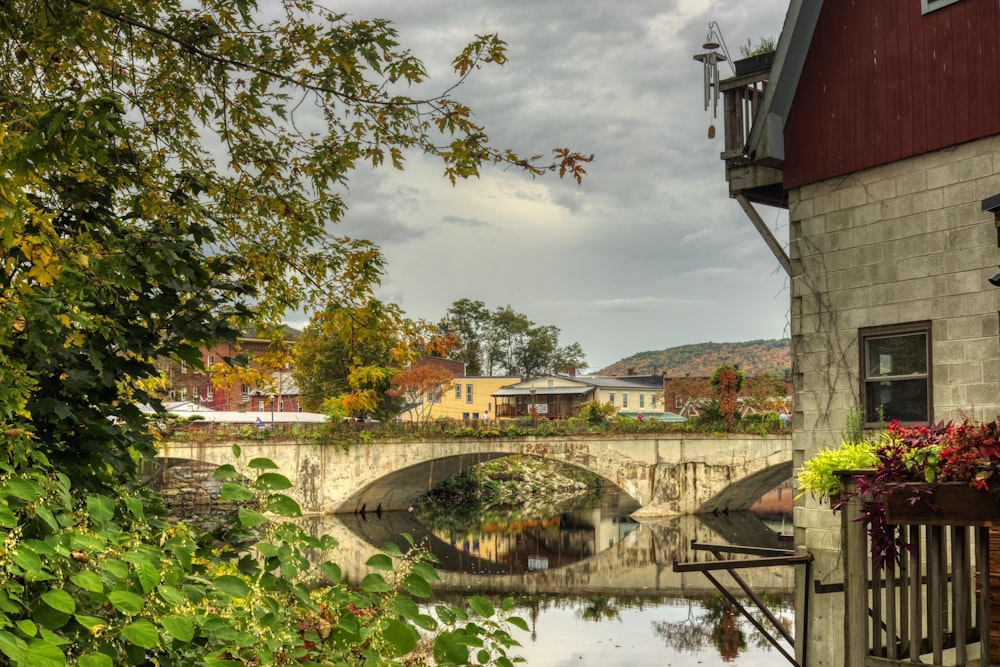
866, 333, 927, 377
865, 378, 928, 422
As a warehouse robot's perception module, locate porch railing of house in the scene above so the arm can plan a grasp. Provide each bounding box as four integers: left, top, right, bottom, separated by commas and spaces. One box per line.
838, 478, 992, 667
719, 71, 768, 162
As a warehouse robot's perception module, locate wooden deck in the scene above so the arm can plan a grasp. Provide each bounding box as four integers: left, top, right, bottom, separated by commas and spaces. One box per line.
840, 481, 993, 666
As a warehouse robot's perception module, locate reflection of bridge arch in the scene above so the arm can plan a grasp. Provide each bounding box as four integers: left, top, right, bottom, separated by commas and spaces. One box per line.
159, 434, 791, 517
302, 511, 795, 597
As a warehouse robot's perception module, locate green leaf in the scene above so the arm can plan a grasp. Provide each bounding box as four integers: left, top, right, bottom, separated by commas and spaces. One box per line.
359, 573, 390, 593
379, 618, 418, 657
365, 553, 393, 571
380, 541, 404, 558
108, 590, 144, 615
34, 507, 59, 532
86, 495, 115, 524
122, 619, 159, 648
0, 506, 16, 528
0, 630, 27, 663
248, 457, 279, 469
79, 653, 114, 667
135, 561, 160, 595
213, 575, 250, 599
160, 614, 195, 642
402, 573, 432, 598
23, 639, 65, 667
15, 620, 36, 637
319, 562, 341, 583
211, 464, 239, 479
157, 585, 185, 607
433, 632, 469, 665
99, 559, 129, 581
123, 496, 144, 519
500, 596, 515, 612
508, 616, 530, 632
411, 562, 440, 582
237, 508, 269, 528
468, 596, 495, 619
73, 616, 107, 631
263, 494, 301, 517
232, 444, 242, 458
435, 605, 457, 625
4, 477, 42, 501
219, 482, 254, 501
254, 472, 292, 490
10, 546, 42, 575
41, 590, 75, 615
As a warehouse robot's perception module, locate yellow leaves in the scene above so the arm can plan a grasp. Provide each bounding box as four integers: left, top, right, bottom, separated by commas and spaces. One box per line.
552, 148, 594, 185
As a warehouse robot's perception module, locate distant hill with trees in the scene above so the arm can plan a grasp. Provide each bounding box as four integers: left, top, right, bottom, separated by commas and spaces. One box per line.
597, 339, 790, 378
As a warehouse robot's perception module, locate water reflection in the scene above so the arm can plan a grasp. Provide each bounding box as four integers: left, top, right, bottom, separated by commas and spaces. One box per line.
302, 487, 795, 666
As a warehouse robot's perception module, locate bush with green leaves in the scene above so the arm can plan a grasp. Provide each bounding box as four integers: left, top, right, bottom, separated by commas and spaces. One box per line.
796, 439, 880, 501
0, 447, 527, 666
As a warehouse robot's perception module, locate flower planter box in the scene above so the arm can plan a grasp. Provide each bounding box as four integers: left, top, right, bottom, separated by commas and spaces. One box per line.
884, 482, 1000, 526
733, 51, 775, 76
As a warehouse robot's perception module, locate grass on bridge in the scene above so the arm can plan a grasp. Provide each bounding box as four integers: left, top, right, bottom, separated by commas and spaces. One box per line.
161, 412, 790, 446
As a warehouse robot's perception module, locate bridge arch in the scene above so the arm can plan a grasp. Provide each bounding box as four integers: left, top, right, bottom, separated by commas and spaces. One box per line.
341, 453, 637, 516
159, 433, 792, 516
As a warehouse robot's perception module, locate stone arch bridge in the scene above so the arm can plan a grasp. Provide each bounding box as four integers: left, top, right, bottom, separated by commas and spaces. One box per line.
157, 433, 792, 517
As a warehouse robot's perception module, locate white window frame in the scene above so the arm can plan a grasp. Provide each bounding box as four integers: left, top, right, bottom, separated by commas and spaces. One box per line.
860, 321, 932, 424
466, 384, 473, 403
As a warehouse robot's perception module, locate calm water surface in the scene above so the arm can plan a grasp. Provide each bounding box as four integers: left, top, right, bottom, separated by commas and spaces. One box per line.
306, 485, 796, 667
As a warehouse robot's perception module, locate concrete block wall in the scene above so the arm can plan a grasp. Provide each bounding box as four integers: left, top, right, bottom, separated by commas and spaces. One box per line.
789, 135, 1000, 667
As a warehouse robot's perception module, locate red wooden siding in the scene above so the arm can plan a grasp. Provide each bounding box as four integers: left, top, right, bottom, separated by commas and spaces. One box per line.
783, 0, 1000, 189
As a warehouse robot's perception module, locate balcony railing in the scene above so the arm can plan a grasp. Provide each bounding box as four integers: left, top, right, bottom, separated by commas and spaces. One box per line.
839, 479, 993, 666
719, 70, 786, 208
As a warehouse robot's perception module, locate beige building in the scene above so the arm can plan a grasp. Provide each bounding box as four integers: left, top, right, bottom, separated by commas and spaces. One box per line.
493, 374, 666, 419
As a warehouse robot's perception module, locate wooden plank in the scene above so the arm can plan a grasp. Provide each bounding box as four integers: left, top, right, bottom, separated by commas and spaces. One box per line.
907, 525, 921, 661
872, 546, 883, 658
929, 526, 943, 664
844, 491, 870, 667
885, 558, 897, 659
978, 527, 991, 666
952, 526, 968, 665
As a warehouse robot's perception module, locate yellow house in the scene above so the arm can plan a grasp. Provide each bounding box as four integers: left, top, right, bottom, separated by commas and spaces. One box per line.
398, 375, 521, 422
493, 374, 667, 419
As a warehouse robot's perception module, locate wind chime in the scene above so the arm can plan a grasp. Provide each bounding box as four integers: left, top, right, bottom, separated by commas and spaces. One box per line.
692, 22, 732, 139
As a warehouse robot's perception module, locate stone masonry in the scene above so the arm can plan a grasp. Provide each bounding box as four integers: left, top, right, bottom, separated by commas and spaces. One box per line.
789, 135, 1000, 667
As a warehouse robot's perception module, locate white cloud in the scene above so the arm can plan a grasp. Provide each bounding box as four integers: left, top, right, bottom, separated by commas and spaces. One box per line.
322, 0, 791, 370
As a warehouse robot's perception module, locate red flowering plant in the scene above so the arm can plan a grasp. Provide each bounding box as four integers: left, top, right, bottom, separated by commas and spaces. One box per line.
814, 419, 1000, 571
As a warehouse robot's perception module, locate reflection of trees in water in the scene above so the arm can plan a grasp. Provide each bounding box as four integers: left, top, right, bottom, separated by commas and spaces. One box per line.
577, 595, 622, 622
651, 594, 793, 662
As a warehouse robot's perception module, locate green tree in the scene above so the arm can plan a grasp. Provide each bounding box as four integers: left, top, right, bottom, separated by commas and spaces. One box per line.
292, 302, 427, 420
439, 298, 492, 375
0, 1, 585, 663
446, 301, 587, 377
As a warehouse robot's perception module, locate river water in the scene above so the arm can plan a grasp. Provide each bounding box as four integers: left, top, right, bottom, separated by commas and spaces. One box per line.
300, 486, 796, 667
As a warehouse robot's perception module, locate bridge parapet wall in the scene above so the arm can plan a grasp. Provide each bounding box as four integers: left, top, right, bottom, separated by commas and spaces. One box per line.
158, 433, 791, 517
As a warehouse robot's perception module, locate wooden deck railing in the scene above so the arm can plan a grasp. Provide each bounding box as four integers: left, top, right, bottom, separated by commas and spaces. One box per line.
840, 482, 992, 666
719, 71, 768, 161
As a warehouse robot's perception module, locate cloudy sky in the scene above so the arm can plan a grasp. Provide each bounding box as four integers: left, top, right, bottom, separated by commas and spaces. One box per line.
323, 0, 792, 371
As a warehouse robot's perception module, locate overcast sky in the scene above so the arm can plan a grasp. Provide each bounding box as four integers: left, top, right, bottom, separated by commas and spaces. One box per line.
319, 0, 791, 371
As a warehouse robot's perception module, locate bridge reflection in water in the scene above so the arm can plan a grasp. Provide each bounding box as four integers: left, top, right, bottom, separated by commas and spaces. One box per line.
301, 503, 795, 598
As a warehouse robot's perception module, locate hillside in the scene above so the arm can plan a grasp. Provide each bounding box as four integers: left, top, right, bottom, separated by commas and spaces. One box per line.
597, 338, 790, 378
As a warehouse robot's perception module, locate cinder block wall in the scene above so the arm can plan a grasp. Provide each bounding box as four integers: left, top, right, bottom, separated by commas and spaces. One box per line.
789, 135, 1000, 667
